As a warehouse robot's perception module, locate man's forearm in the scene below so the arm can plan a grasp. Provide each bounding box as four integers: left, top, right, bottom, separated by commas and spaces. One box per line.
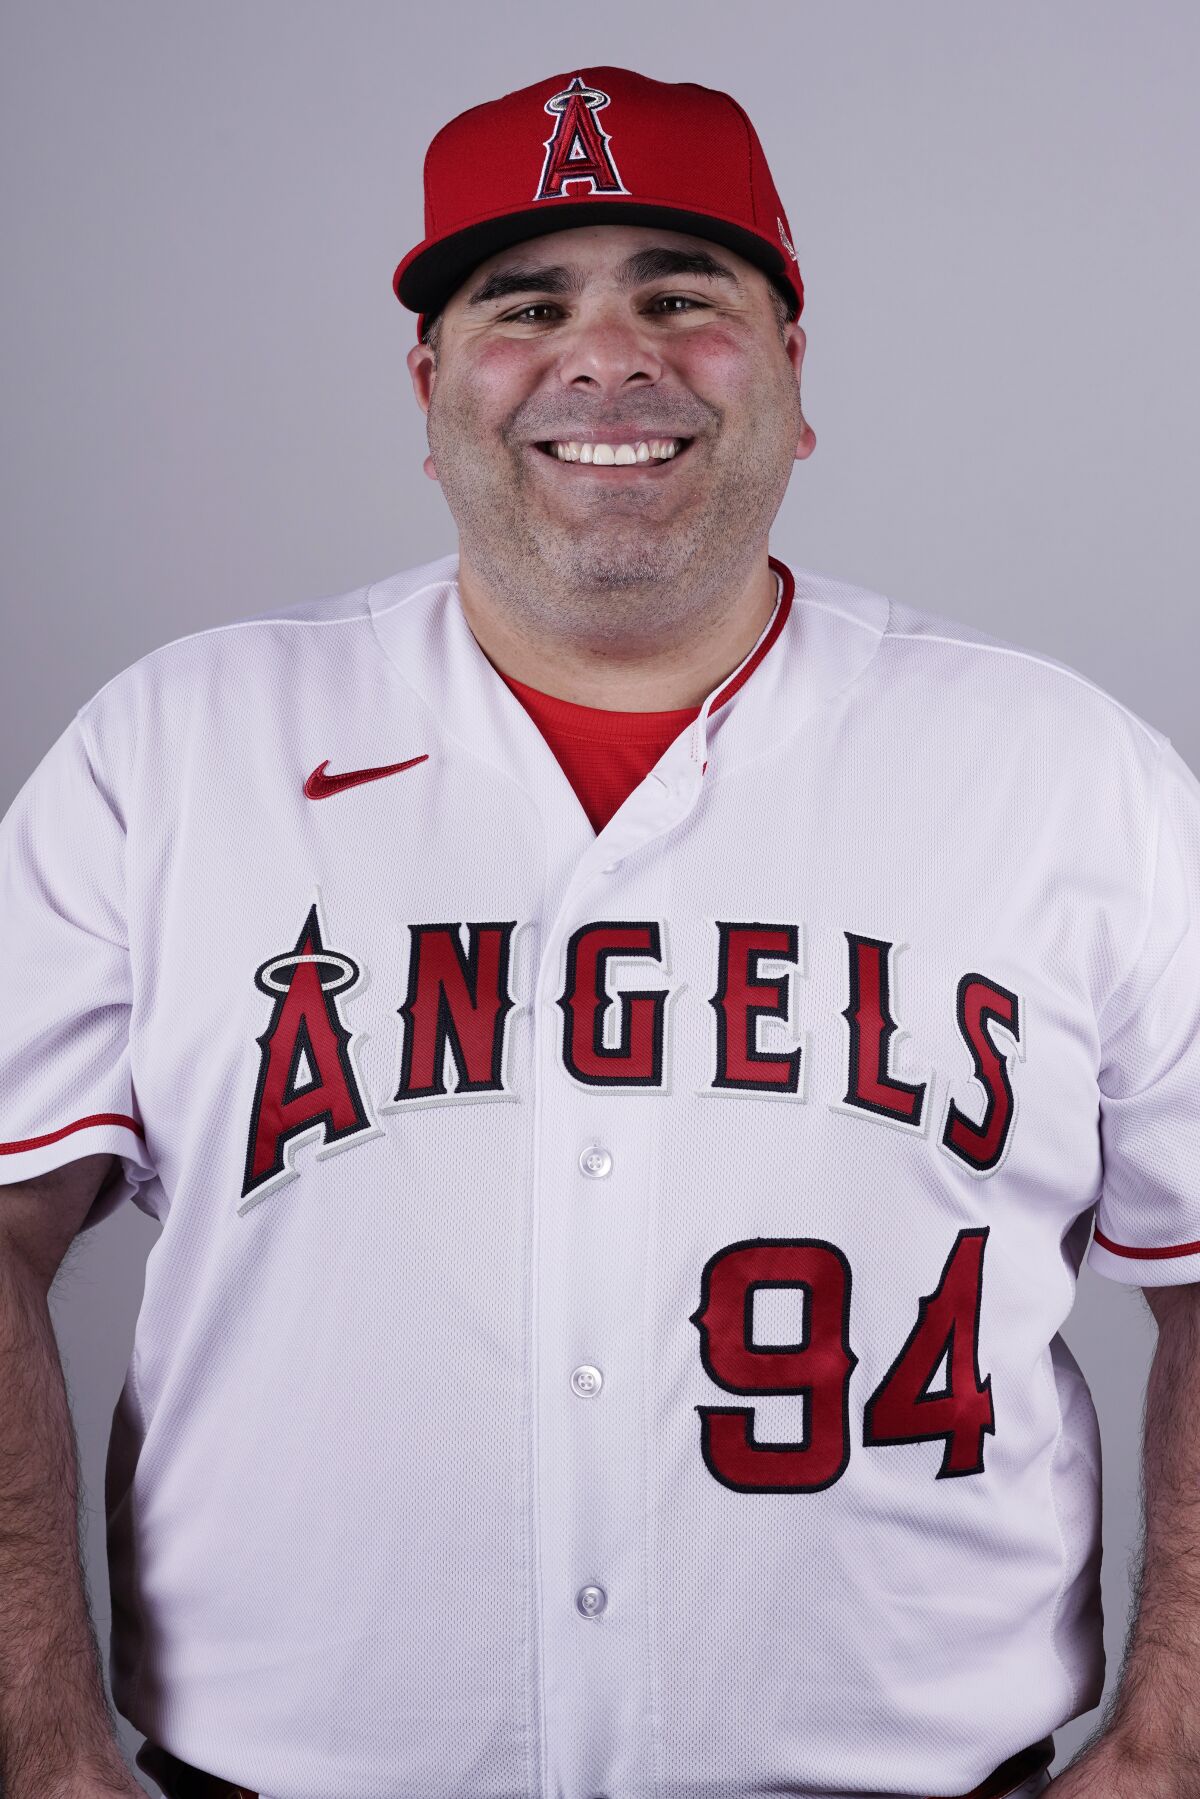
1098, 1286, 1200, 1769
0, 1249, 125, 1792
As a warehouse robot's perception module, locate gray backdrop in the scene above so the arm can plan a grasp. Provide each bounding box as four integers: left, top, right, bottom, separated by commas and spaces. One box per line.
3, 1, 1198, 1786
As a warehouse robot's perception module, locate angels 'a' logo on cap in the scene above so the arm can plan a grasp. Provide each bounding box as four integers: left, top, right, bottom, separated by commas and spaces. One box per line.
535, 75, 629, 202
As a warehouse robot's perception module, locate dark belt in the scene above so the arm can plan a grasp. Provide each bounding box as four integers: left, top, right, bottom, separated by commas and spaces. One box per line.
952, 1733, 1055, 1797
135, 1732, 1055, 1799
135, 1740, 259, 1799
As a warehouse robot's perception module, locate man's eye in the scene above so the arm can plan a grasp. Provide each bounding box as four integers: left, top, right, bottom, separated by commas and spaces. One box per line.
501, 303, 563, 323
499, 294, 709, 324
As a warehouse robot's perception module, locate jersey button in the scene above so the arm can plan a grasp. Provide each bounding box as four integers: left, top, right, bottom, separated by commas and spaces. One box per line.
570, 1364, 603, 1398
575, 1583, 607, 1617
579, 1144, 613, 1179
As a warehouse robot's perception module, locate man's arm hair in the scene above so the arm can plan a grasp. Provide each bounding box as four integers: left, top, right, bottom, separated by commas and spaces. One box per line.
0, 1157, 133, 1794
1067, 1285, 1200, 1777
0, 1154, 117, 1292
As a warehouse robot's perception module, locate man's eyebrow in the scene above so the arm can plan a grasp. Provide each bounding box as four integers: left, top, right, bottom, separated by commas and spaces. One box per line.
466, 244, 742, 308
618, 246, 742, 290
467, 263, 581, 306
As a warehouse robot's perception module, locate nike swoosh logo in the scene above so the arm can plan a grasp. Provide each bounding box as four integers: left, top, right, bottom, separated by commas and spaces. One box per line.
304, 755, 429, 799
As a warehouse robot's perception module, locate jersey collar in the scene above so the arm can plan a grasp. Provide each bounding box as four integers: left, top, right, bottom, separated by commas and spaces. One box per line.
365, 550, 888, 854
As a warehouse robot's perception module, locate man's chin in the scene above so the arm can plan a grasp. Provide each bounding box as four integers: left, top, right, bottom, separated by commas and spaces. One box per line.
534, 530, 695, 592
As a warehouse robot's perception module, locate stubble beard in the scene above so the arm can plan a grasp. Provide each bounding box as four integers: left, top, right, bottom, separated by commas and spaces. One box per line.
427, 379, 799, 650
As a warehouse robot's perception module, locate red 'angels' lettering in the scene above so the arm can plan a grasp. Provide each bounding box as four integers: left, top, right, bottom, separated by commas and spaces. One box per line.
241, 910, 1023, 1200
712, 921, 803, 1093
242, 901, 375, 1199
559, 921, 667, 1086
842, 931, 927, 1123
942, 974, 1021, 1173
394, 922, 517, 1099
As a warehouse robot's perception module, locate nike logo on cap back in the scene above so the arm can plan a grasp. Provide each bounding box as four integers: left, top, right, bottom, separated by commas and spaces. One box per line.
304, 755, 429, 799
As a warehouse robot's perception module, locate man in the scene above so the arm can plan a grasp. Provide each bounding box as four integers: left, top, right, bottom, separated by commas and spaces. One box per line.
0, 63, 1198, 1799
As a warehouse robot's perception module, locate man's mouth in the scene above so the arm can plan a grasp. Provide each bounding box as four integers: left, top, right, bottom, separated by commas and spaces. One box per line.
534, 436, 694, 465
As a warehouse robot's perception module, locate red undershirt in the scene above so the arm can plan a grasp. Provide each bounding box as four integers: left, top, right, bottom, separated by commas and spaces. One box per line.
497, 672, 700, 835
493, 559, 794, 835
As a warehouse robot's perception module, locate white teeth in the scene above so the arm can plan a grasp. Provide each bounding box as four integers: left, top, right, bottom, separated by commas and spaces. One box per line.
546, 437, 684, 463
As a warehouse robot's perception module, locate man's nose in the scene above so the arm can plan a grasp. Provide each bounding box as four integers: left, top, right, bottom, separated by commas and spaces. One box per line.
556, 306, 664, 392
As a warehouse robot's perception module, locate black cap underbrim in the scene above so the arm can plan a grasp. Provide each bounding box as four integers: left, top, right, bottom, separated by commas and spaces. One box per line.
395, 200, 801, 325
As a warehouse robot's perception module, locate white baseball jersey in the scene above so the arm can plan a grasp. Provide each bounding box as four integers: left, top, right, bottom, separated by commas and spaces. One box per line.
3, 550, 1199, 1799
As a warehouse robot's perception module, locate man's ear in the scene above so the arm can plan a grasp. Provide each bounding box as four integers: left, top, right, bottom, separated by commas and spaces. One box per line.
784, 324, 817, 462
407, 340, 436, 415
406, 341, 441, 482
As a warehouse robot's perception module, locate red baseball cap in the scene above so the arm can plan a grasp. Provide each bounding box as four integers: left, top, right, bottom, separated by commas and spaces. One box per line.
393, 67, 804, 341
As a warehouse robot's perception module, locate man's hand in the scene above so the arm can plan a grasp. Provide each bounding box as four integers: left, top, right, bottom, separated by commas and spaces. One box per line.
36, 1756, 146, 1799
1043, 1286, 1200, 1796
1048, 1734, 1196, 1797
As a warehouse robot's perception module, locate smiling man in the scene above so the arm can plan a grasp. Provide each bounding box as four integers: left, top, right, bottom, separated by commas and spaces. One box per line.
405, 223, 814, 713
4, 63, 1200, 1799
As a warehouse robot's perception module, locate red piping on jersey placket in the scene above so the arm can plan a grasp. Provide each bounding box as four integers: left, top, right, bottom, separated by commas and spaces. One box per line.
698, 555, 795, 777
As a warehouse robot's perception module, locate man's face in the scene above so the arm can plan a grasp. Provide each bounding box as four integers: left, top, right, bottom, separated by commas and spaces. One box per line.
407, 222, 815, 625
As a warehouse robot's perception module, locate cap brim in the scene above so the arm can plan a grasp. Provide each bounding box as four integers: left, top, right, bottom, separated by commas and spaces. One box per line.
394, 200, 802, 323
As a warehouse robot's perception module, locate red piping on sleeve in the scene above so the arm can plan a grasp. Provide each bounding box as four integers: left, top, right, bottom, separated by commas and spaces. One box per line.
0, 1114, 146, 1154
1092, 1225, 1200, 1260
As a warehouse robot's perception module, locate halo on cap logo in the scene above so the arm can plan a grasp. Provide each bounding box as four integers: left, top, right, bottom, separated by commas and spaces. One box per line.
776, 216, 798, 263
535, 76, 629, 202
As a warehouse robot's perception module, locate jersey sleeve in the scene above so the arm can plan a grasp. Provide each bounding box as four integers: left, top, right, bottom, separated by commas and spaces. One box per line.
1087, 736, 1200, 1286
0, 708, 154, 1228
